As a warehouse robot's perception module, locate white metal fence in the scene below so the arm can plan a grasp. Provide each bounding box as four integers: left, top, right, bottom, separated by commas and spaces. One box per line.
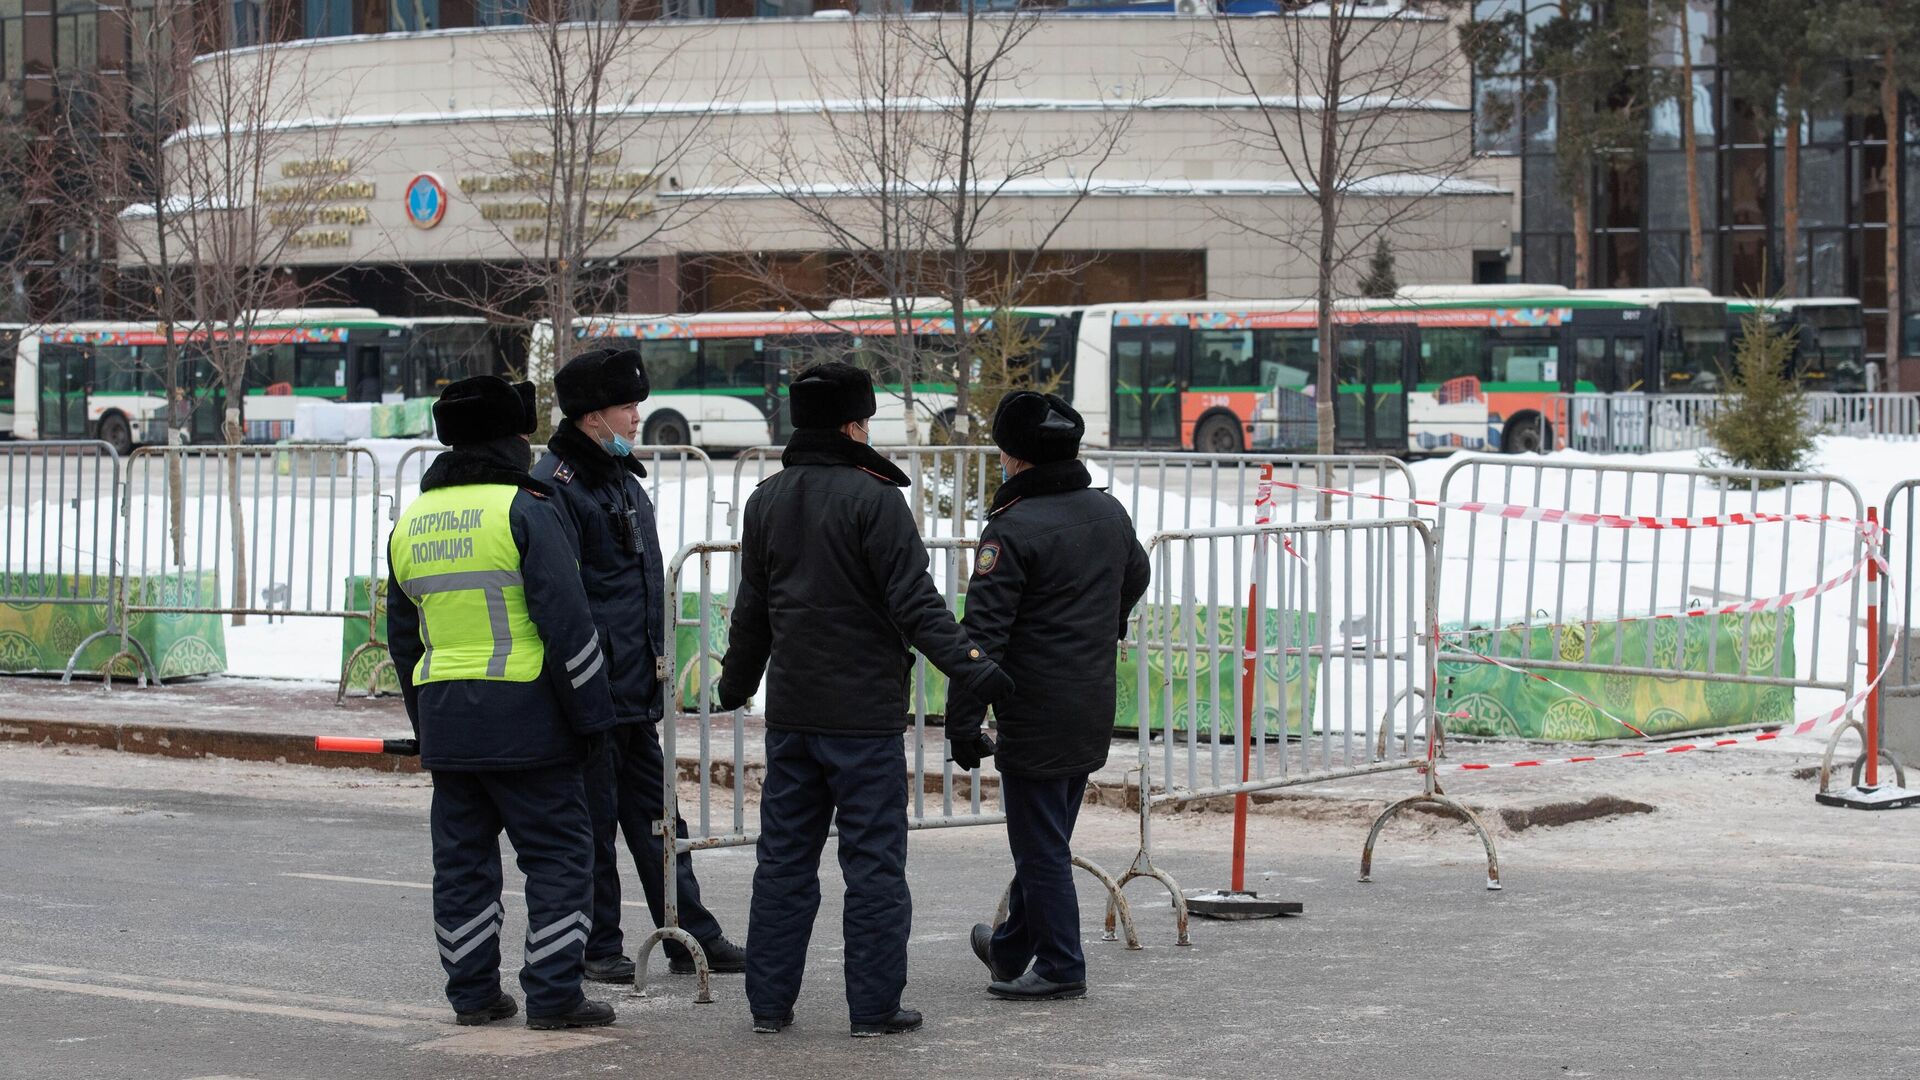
1549, 392, 1920, 454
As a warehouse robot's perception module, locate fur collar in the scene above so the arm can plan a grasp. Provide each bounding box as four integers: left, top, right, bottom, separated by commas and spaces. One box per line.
547, 419, 649, 484
780, 429, 911, 487
420, 438, 549, 495
990, 458, 1092, 515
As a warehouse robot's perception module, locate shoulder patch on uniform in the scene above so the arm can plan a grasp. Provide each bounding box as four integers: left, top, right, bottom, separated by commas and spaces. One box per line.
975, 542, 1001, 575
554, 462, 575, 484
521, 487, 548, 499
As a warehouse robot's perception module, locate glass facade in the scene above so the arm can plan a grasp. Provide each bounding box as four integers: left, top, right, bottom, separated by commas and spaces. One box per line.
1475, 0, 1917, 362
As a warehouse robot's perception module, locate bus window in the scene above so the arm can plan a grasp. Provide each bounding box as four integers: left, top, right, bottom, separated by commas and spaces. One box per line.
703, 339, 762, 390
1418, 329, 1484, 385
639, 340, 699, 392
1661, 304, 1729, 392
93, 346, 151, 394
0, 330, 14, 406
248, 344, 297, 391
1191, 330, 1258, 388
406, 323, 494, 397
1489, 330, 1558, 384
297, 343, 348, 397
1254, 330, 1316, 390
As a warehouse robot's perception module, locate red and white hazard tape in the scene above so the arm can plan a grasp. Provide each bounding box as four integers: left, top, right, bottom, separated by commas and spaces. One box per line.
1254, 478, 1885, 543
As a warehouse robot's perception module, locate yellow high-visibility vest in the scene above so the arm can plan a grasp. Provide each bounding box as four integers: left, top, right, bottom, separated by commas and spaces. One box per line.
390, 484, 545, 684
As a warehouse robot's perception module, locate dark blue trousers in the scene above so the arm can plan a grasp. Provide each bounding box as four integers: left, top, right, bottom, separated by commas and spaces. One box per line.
990, 773, 1090, 984
429, 765, 593, 1017
746, 730, 909, 1025
584, 723, 724, 962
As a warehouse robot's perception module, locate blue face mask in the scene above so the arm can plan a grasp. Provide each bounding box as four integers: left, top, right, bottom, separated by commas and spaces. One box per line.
591, 418, 633, 457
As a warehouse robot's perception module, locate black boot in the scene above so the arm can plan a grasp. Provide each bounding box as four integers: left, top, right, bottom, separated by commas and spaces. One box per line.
671, 935, 746, 974
970, 923, 1021, 983
453, 990, 517, 1026
850, 1007, 923, 1038
988, 971, 1086, 1001
752, 1010, 795, 1034
527, 998, 617, 1030
583, 954, 636, 984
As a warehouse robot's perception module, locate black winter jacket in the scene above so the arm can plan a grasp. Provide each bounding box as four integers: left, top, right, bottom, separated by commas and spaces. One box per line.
531, 420, 668, 725
947, 460, 1151, 778
716, 430, 1013, 736
386, 438, 617, 771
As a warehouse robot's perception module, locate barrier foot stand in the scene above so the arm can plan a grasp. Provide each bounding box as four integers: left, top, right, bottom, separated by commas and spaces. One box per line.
632, 926, 712, 1005
62, 630, 158, 691
1360, 785, 1502, 892
1815, 785, 1920, 810
1073, 854, 1143, 950
1186, 890, 1302, 920
1106, 854, 1190, 947
336, 641, 388, 706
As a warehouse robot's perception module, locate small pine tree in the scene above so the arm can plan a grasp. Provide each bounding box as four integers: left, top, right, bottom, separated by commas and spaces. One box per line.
1357, 237, 1398, 299
1702, 305, 1816, 475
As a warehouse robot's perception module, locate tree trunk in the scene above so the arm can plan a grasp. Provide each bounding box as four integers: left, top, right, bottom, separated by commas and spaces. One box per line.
1314, 10, 1343, 461
1679, 2, 1706, 288
1783, 108, 1802, 296
225, 446, 248, 628
1884, 49, 1903, 392
1571, 181, 1592, 289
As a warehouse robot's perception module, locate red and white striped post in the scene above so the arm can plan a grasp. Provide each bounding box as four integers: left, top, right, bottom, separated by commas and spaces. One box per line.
1866, 506, 1881, 789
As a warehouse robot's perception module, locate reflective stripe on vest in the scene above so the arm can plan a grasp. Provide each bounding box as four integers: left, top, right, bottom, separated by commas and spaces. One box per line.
389, 484, 545, 684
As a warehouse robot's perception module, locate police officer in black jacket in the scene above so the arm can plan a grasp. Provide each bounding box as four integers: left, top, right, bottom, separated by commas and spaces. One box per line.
531, 348, 746, 985
948, 391, 1151, 1002
715, 362, 1016, 1038
385, 375, 618, 1030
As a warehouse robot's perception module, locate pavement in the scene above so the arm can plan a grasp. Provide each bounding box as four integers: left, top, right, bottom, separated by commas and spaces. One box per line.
3, 732, 1920, 1079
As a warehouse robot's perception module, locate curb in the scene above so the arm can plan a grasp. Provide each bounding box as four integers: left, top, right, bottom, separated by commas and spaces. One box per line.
2, 716, 1658, 833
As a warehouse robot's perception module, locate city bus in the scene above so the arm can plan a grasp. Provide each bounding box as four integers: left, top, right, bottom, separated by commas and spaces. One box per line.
1725, 297, 1867, 391
553, 303, 1074, 450
1070, 287, 1733, 455
12, 310, 502, 451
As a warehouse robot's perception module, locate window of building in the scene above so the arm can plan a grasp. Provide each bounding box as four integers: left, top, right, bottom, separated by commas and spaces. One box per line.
390, 0, 438, 29
305, 0, 353, 35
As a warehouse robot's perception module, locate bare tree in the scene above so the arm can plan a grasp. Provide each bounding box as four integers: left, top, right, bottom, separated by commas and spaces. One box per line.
404, 0, 726, 429
721, 4, 1130, 444
1202, 0, 1478, 454
107, 2, 368, 619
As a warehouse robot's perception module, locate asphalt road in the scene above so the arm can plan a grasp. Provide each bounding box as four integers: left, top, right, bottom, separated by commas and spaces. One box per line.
3, 743, 1918, 1079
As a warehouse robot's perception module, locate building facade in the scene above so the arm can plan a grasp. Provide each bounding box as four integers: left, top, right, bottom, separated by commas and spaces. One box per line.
120, 6, 1511, 320
1470, 0, 1919, 372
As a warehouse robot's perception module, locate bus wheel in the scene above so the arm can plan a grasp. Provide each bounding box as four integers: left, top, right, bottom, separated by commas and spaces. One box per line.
1502, 415, 1545, 455
1194, 413, 1245, 455
643, 411, 689, 447
98, 413, 133, 456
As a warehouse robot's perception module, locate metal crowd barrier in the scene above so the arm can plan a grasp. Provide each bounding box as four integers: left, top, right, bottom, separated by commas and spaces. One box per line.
120, 446, 386, 697
1434, 458, 1865, 734
727, 444, 1001, 539
1550, 392, 1920, 454
1109, 518, 1498, 944
0, 442, 146, 683
1873, 481, 1920, 786
640, 535, 1142, 1002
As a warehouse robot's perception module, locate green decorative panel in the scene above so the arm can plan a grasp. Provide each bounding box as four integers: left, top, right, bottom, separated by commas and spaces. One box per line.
343, 575, 399, 692
0, 572, 225, 679
1442, 611, 1796, 740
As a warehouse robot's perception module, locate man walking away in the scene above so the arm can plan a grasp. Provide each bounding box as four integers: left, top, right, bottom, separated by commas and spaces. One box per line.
948, 391, 1150, 1002
714, 362, 1016, 1038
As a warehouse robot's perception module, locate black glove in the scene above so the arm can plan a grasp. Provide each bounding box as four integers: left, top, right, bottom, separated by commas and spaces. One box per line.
949, 732, 997, 772
961, 660, 1015, 706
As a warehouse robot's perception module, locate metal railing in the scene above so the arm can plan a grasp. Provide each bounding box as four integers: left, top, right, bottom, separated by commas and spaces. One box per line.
1550, 392, 1920, 454
1432, 458, 1866, 740
1109, 519, 1499, 942
0, 442, 148, 683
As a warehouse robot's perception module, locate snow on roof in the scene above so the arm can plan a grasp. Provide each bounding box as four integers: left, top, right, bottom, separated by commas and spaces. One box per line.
665, 174, 1507, 200
166, 93, 1466, 144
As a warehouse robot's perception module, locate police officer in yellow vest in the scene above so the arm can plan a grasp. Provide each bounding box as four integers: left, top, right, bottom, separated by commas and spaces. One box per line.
385, 375, 619, 1031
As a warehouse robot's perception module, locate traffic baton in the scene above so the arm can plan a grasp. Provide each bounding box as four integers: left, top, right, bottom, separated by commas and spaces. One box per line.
314, 736, 419, 756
